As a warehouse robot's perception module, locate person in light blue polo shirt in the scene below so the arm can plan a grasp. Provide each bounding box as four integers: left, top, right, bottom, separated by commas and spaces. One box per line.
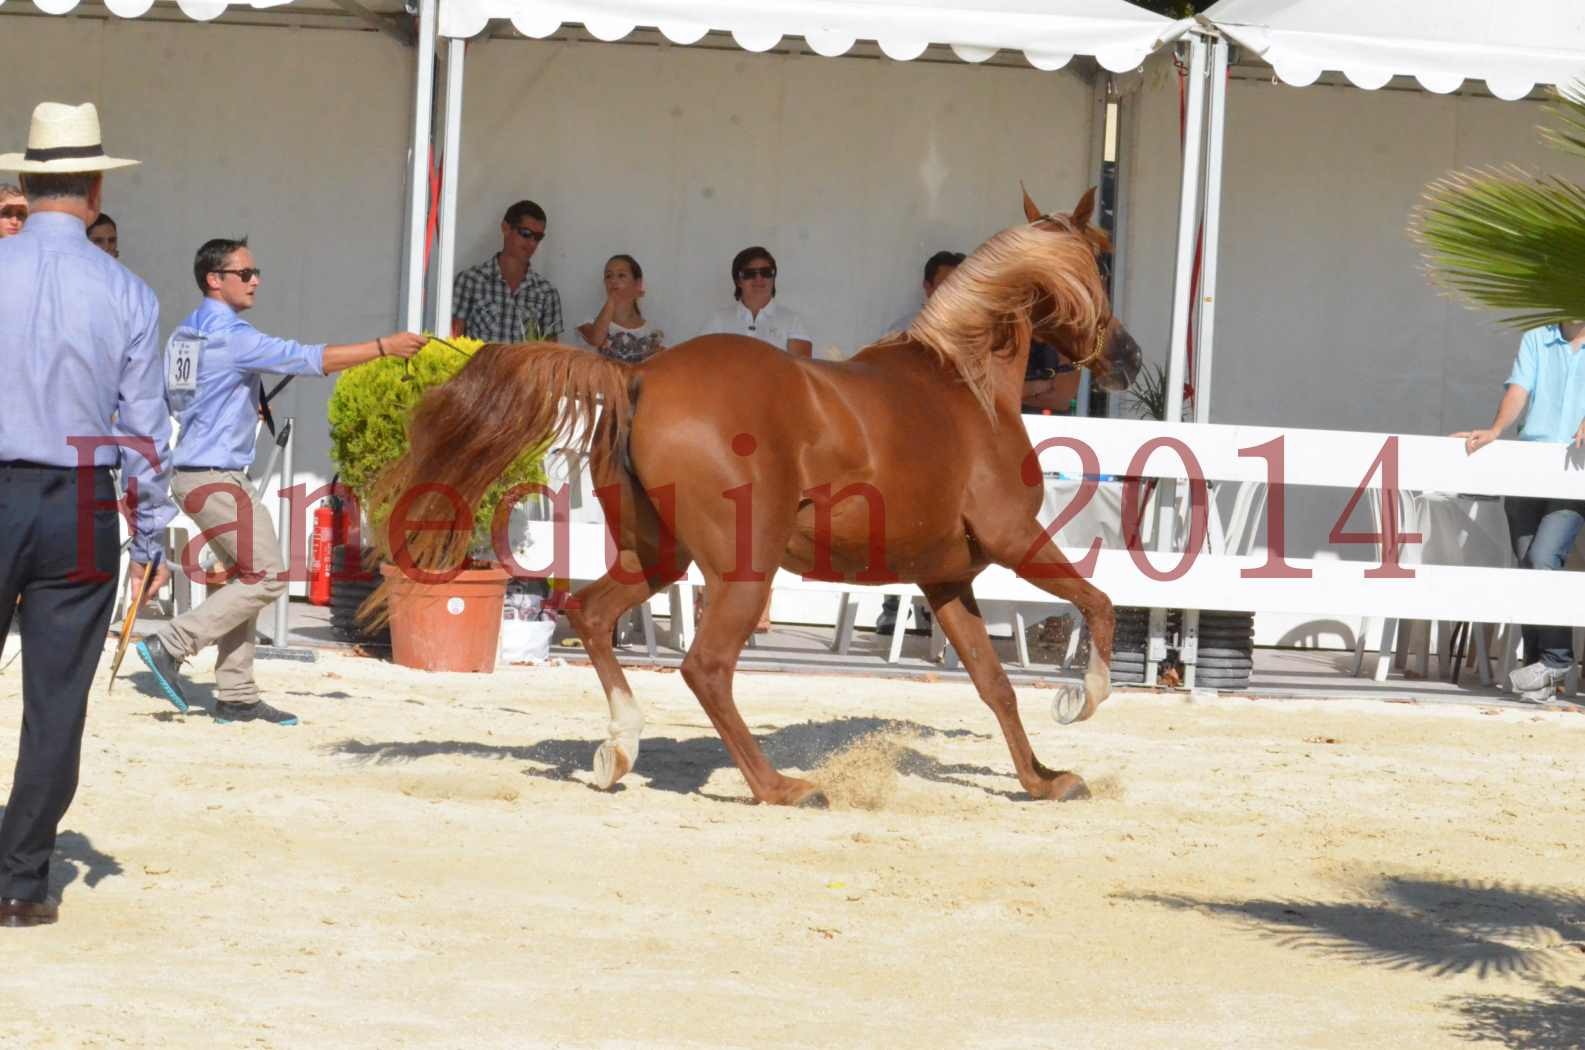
1455, 321, 1585, 703
134, 236, 425, 727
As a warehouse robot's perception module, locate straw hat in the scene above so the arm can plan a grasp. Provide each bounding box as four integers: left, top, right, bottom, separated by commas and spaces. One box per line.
0, 102, 138, 173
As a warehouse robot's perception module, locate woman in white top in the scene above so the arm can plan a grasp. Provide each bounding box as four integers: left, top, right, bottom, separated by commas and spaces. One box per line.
577, 254, 664, 363
700, 245, 812, 358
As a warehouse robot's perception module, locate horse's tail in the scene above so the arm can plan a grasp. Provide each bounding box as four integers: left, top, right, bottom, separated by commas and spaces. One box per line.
364, 342, 635, 619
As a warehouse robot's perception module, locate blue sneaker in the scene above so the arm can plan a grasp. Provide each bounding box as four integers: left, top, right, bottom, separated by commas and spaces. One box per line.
134, 638, 190, 713
214, 700, 298, 727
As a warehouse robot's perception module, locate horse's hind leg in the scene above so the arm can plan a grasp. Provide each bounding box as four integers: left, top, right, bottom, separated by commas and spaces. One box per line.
681, 576, 820, 806
921, 580, 1089, 801
566, 550, 687, 789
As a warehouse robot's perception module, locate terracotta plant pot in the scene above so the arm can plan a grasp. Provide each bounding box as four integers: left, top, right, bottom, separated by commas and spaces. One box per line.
380, 563, 510, 673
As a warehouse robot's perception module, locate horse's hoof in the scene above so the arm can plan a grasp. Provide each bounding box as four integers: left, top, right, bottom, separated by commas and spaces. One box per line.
795, 790, 830, 810
1052, 685, 1088, 725
1050, 773, 1091, 802
592, 740, 633, 790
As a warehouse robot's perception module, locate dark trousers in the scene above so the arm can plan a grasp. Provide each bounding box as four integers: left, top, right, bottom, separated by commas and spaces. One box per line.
0, 465, 117, 902
1503, 496, 1585, 671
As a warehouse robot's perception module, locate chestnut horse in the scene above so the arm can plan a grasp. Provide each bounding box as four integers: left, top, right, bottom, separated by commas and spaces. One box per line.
374, 188, 1142, 805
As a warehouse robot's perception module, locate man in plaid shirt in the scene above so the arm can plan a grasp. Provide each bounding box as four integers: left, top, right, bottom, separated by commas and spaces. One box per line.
451, 199, 563, 343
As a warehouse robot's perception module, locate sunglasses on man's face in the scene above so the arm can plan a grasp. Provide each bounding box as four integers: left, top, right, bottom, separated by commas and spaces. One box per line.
739, 266, 776, 281
514, 226, 547, 243
0, 206, 26, 221
215, 267, 262, 282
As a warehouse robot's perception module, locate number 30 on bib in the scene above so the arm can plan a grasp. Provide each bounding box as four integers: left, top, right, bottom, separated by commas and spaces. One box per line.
166, 334, 203, 392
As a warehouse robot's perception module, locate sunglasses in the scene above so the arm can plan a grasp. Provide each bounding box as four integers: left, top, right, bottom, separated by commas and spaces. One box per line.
513, 226, 547, 243
0, 206, 26, 221
215, 267, 262, 282
738, 266, 776, 280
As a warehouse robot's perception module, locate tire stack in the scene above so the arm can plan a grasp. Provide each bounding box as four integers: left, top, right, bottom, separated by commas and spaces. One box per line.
1108, 608, 1255, 691
1110, 606, 1151, 685
1188, 611, 1254, 692
329, 546, 389, 647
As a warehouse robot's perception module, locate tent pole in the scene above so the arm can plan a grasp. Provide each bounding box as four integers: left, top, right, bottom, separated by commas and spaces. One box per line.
1148, 30, 1209, 686
1164, 31, 1208, 425
1193, 35, 1229, 425
403, 0, 437, 332
434, 37, 466, 337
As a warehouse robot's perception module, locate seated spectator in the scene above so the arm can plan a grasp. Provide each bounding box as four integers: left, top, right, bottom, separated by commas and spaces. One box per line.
884, 249, 964, 336
452, 199, 562, 343
0, 182, 26, 237
874, 250, 966, 636
86, 210, 117, 256
1455, 320, 1585, 704
1022, 340, 1081, 415
701, 246, 812, 357
576, 254, 663, 362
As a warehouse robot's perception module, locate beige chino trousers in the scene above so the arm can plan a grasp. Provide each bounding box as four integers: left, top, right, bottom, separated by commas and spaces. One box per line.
156, 469, 286, 706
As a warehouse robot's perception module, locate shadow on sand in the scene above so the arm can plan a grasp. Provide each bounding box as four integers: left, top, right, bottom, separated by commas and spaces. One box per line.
0, 809, 123, 901
1126, 876, 1585, 1047
326, 716, 1033, 800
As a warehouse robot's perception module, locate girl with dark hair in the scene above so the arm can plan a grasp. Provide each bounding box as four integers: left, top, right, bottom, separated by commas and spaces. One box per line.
700, 245, 812, 357
577, 254, 664, 362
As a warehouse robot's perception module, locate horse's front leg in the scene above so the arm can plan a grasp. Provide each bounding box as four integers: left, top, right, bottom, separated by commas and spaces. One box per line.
976, 518, 1114, 724
920, 580, 1089, 801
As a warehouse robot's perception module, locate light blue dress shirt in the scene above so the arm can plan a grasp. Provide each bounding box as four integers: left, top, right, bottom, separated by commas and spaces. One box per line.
168, 299, 325, 471
1505, 324, 1585, 444
0, 211, 174, 564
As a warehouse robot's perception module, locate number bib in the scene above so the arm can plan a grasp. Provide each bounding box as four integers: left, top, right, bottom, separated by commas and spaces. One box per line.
166, 333, 202, 392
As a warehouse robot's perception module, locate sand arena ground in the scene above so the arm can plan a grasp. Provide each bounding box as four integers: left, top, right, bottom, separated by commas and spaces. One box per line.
1, 646, 1582, 1048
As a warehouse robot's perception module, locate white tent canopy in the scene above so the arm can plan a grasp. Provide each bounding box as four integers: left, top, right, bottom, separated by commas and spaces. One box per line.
1173, 0, 1585, 429
439, 0, 1192, 71
1203, 0, 1585, 100
0, 0, 292, 20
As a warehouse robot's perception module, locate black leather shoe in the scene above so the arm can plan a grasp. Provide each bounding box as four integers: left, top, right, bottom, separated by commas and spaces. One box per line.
0, 898, 58, 927
134, 637, 190, 713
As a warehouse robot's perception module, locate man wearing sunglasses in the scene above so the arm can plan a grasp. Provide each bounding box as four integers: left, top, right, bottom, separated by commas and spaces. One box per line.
133, 237, 425, 728
451, 199, 563, 344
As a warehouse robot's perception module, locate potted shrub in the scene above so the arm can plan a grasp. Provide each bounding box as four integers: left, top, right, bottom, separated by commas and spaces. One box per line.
327, 336, 548, 672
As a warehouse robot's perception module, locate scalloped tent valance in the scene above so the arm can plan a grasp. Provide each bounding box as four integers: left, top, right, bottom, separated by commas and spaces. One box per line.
0, 0, 294, 21
1202, 0, 1585, 101
439, 0, 1193, 72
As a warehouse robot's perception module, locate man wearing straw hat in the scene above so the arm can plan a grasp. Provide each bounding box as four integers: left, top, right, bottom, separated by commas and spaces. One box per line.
0, 102, 174, 927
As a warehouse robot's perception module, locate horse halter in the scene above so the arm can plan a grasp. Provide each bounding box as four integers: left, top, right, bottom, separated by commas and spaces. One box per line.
1065, 317, 1112, 370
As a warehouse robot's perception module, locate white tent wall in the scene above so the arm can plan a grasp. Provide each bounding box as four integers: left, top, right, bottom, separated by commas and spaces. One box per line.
1120, 56, 1585, 646
450, 38, 1097, 358
0, 13, 414, 519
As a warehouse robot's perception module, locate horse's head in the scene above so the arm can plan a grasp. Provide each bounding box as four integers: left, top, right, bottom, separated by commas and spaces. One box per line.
1022, 186, 1143, 393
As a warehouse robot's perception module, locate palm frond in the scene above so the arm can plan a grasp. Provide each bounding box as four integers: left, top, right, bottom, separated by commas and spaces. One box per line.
1540, 81, 1585, 159
1411, 165, 1585, 329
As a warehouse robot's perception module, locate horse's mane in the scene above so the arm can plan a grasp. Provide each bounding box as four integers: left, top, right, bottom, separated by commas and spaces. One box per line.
904, 219, 1108, 420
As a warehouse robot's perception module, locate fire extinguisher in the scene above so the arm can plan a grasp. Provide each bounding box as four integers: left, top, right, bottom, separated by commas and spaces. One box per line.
308, 501, 335, 606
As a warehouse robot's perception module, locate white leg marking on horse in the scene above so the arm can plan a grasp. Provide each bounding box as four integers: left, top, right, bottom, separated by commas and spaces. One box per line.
593, 688, 645, 789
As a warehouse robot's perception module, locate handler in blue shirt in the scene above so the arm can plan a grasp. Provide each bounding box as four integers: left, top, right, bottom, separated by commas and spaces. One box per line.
0, 102, 173, 927
1455, 321, 1585, 703
135, 237, 423, 727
